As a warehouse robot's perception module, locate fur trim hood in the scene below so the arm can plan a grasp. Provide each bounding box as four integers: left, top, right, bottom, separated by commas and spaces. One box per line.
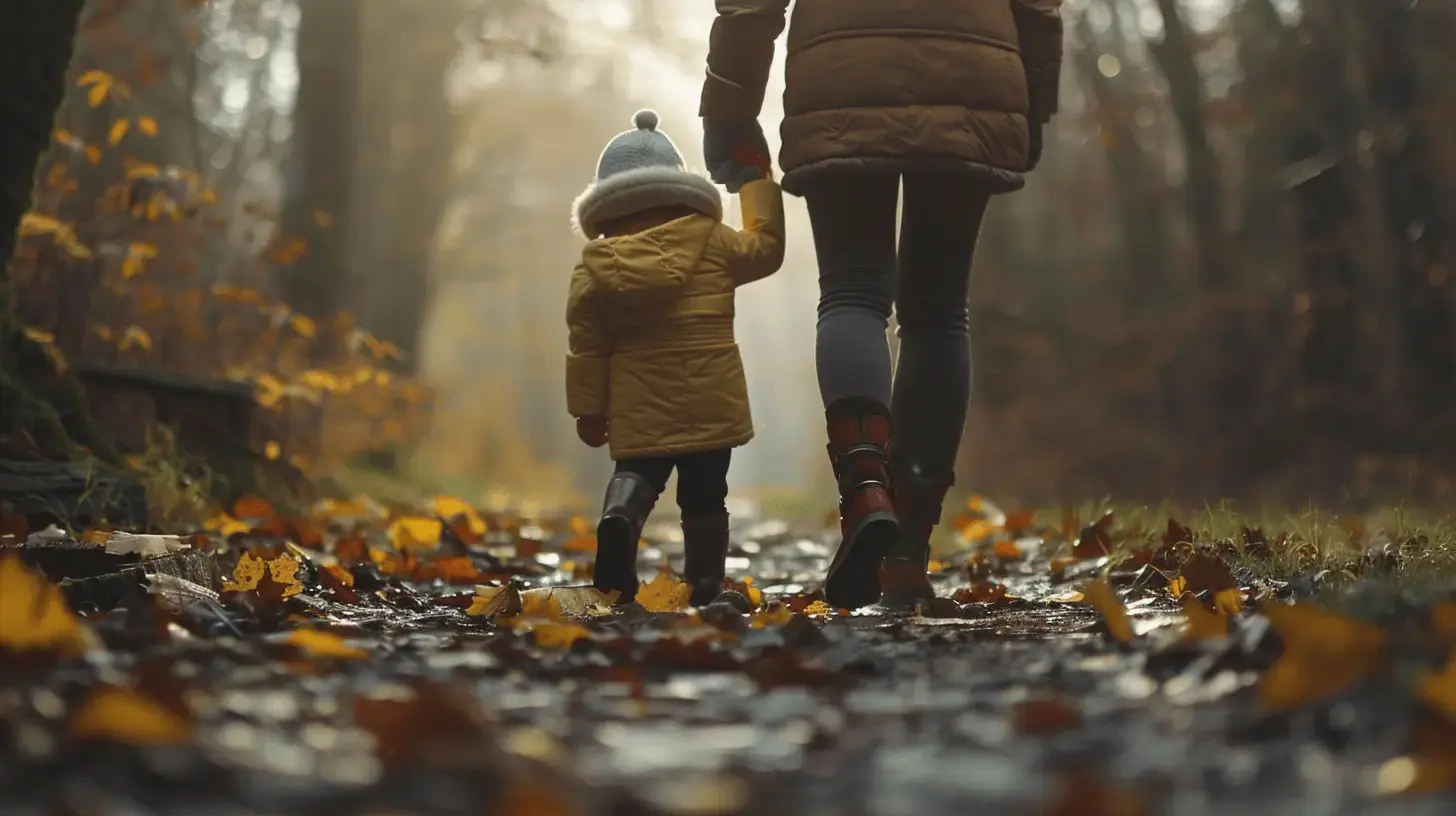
571, 165, 723, 239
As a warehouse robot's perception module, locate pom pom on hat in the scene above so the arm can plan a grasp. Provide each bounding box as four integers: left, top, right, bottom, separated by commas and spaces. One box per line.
633, 109, 659, 131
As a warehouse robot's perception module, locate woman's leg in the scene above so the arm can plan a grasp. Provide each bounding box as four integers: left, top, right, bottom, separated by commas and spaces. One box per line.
805, 172, 903, 609
593, 457, 673, 602
806, 173, 901, 407
887, 174, 993, 570
675, 448, 733, 606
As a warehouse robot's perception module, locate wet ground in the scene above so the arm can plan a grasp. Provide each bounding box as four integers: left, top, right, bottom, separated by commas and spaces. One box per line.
3, 498, 1456, 815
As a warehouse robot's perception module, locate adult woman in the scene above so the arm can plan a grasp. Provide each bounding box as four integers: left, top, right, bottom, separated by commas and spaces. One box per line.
700, 0, 1065, 608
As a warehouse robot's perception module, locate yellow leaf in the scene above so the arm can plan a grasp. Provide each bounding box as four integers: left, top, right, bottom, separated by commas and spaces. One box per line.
1258, 602, 1385, 711
222, 552, 266, 592
1181, 596, 1230, 643
1082, 580, 1135, 644
1213, 588, 1244, 616
129, 241, 158, 259
433, 495, 486, 537
264, 441, 281, 461
388, 516, 442, 552
84, 145, 102, 165
1167, 576, 1188, 598
750, 605, 794, 629
466, 584, 520, 618
285, 630, 366, 660
22, 327, 55, 345
118, 325, 152, 352
0, 553, 96, 657
519, 590, 568, 622
86, 80, 112, 107
532, 623, 591, 650
108, 118, 130, 146
76, 69, 112, 88
203, 513, 250, 538
137, 115, 159, 136
70, 687, 190, 746
267, 556, 304, 598
289, 313, 317, 338
636, 571, 692, 613
802, 600, 834, 617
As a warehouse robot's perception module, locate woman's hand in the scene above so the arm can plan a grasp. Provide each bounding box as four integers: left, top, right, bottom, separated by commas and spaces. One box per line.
704, 119, 770, 192
576, 415, 609, 448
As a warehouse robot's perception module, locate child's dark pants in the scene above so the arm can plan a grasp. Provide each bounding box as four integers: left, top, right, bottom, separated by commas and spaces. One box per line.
613, 448, 732, 515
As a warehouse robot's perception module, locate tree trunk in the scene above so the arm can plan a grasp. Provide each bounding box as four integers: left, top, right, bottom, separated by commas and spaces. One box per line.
274, 0, 360, 320
1148, 0, 1230, 290
0, 0, 118, 463
1073, 8, 1171, 313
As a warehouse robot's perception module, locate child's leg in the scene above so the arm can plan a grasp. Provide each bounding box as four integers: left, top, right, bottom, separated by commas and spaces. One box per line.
593, 457, 672, 602
888, 173, 993, 567
674, 448, 732, 606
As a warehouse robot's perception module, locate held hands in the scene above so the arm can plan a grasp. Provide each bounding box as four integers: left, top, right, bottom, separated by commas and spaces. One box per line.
703, 119, 772, 194
576, 415, 609, 448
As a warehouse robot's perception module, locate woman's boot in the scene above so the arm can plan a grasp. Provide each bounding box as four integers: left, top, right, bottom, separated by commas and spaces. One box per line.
681, 511, 730, 607
593, 471, 657, 603
878, 463, 954, 608
823, 397, 900, 609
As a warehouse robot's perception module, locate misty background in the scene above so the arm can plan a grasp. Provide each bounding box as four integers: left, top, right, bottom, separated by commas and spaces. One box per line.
11, 0, 1456, 516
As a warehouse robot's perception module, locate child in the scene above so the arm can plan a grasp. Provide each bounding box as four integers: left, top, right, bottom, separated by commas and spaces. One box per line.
567, 109, 784, 607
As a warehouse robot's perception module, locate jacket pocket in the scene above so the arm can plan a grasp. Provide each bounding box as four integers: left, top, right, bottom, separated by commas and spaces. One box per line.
1011, 0, 1064, 123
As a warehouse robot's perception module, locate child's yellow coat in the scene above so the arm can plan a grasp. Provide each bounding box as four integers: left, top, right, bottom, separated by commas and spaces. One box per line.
566, 179, 785, 460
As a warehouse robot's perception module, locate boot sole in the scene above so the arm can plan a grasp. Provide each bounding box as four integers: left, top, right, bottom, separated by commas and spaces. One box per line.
824, 512, 899, 610
594, 516, 639, 602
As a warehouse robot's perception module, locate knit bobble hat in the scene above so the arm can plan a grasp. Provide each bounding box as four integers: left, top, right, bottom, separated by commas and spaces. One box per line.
572, 109, 722, 238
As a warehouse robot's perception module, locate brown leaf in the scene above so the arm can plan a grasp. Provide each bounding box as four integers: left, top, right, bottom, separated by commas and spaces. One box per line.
1178, 551, 1237, 595
1073, 511, 1115, 559
353, 683, 492, 766
951, 580, 1012, 605
1012, 695, 1083, 735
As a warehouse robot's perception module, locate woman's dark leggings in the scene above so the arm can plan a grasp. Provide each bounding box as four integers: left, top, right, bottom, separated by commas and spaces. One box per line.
805, 172, 992, 482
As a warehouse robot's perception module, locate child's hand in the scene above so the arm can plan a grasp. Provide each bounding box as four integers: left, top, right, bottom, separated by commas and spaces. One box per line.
576, 415, 609, 447
714, 144, 773, 194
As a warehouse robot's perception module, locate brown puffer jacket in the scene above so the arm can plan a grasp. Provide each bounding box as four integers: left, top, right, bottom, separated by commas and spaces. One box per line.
565, 179, 785, 460
701, 0, 1065, 195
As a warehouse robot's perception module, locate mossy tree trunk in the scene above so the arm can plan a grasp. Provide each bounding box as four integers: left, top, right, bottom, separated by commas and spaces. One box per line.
0, 0, 119, 463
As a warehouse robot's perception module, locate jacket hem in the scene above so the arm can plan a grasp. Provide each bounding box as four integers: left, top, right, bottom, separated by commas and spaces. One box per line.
781, 157, 1026, 197
609, 431, 754, 461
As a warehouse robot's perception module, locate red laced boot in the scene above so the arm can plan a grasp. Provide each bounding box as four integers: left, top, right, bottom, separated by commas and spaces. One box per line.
822, 397, 899, 609
878, 466, 955, 609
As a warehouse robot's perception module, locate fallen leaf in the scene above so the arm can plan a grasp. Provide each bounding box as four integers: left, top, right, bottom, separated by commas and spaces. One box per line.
286, 629, 366, 660
1181, 595, 1230, 642
1073, 511, 1115, 559
1012, 695, 1083, 734
221, 552, 267, 592
434, 556, 481, 584
232, 494, 275, 519
0, 553, 96, 657
1082, 580, 1134, 644
466, 584, 522, 618
802, 600, 834, 617
203, 512, 250, 538
432, 496, 486, 539
750, 605, 795, 629
531, 623, 591, 650
137, 115, 159, 136
993, 539, 1024, 560
1212, 588, 1244, 616
107, 118, 129, 146
389, 516, 442, 552
1418, 652, 1456, 722
70, 686, 190, 745
1259, 601, 1385, 711
636, 570, 693, 613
